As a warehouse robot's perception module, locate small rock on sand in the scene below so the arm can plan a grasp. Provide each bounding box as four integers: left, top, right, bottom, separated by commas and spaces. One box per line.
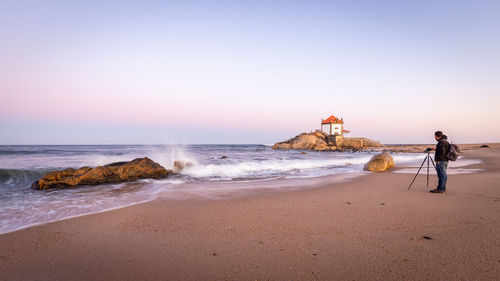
363, 152, 394, 172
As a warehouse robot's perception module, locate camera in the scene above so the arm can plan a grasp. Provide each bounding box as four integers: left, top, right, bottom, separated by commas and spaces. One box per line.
425, 147, 432, 152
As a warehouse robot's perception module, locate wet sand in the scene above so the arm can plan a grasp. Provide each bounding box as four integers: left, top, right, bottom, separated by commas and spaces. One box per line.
1, 146, 499, 280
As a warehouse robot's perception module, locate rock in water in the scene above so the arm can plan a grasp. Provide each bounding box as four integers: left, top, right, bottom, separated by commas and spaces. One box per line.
173, 160, 193, 172
312, 139, 329, 151
312, 131, 326, 139
273, 132, 381, 151
363, 152, 394, 172
290, 133, 318, 150
332, 135, 344, 148
272, 142, 292, 149
32, 157, 172, 190
343, 138, 364, 149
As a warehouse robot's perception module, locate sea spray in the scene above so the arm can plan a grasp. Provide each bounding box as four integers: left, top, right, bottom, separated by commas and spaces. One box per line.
152, 145, 200, 171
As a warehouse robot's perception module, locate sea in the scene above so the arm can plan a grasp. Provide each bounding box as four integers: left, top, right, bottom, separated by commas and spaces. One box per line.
0, 144, 427, 234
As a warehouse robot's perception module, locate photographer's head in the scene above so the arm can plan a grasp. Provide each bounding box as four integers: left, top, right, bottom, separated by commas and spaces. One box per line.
434, 131, 443, 141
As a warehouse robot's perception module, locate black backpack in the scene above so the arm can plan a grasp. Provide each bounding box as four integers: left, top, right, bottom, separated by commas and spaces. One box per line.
446, 141, 460, 161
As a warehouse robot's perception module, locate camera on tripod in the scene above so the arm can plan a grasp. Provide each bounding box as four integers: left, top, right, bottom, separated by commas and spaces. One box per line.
408, 148, 436, 190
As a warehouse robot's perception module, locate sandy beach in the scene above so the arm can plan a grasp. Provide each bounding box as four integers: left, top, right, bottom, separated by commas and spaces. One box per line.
3, 0, 499, 279
1, 146, 499, 281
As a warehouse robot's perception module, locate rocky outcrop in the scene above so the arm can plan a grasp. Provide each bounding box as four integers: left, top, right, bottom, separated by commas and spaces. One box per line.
343, 138, 364, 149
312, 131, 326, 139
363, 152, 394, 172
312, 140, 329, 151
361, 138, 382, 147
272, 142, 292, 149
273, 131, 382, 151
290, 134, 320, 150
32, 157, 172, 190
332, 135, 344, 148
343, 138, 382, 149
272, 131, 336, 151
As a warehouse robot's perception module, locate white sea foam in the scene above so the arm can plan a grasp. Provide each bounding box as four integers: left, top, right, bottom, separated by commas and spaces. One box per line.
0, 179, 183, 235
448, 158, 482, 167
392, 155, 483, 175
180, 156, 374, 179
146, 145, 200, 171
392, 153, 429, 164
393, 155, 482, 168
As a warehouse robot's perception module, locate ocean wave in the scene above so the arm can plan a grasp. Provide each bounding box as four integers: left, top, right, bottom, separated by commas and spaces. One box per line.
180, 156, 373, 178
0, 168, 48, 186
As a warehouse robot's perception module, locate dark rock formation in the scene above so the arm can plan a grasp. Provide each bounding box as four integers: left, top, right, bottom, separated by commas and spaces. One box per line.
32, 157, 171, 190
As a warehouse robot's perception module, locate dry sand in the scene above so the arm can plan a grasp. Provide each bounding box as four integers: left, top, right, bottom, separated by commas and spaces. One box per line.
1, 145, 499, 281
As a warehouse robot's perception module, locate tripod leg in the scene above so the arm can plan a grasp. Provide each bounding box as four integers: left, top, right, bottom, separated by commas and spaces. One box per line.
408, 156, 428, 190
430, 157, 436, 169
427, 155, 430, 187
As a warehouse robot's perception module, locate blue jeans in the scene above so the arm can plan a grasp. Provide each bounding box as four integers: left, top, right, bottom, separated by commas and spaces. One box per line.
435, 161, 448, 191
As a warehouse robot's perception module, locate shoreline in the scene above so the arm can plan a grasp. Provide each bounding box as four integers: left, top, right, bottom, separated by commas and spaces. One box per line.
0, 172, 368, 236
0, 150, 484, 236
0, 147, 483, 236
1, 146, 499, 280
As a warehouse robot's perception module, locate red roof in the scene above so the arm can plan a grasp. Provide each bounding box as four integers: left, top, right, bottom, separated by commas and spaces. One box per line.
321, 115, 343, 124
342, 129, 350, 133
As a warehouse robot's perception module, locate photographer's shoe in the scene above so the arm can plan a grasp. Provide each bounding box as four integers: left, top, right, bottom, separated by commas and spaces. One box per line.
429, 189, 445, 193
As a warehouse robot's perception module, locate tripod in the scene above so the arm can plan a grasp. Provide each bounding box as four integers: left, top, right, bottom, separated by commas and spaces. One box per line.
408, 151, 436, 190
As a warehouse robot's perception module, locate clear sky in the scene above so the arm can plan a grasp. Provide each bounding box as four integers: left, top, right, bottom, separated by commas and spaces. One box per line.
1, 0, 499, 144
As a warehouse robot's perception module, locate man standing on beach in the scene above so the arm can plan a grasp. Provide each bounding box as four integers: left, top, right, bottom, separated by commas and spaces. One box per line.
429, 131, 450, 193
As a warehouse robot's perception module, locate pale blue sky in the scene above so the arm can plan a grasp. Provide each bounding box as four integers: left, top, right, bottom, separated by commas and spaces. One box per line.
1, 0, 499, 144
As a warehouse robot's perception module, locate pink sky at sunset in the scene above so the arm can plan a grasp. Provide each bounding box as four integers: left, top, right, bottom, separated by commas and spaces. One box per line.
1, 1, 499, 144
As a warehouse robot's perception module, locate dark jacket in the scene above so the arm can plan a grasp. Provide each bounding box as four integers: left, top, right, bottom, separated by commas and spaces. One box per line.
435, 135, 450, 162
